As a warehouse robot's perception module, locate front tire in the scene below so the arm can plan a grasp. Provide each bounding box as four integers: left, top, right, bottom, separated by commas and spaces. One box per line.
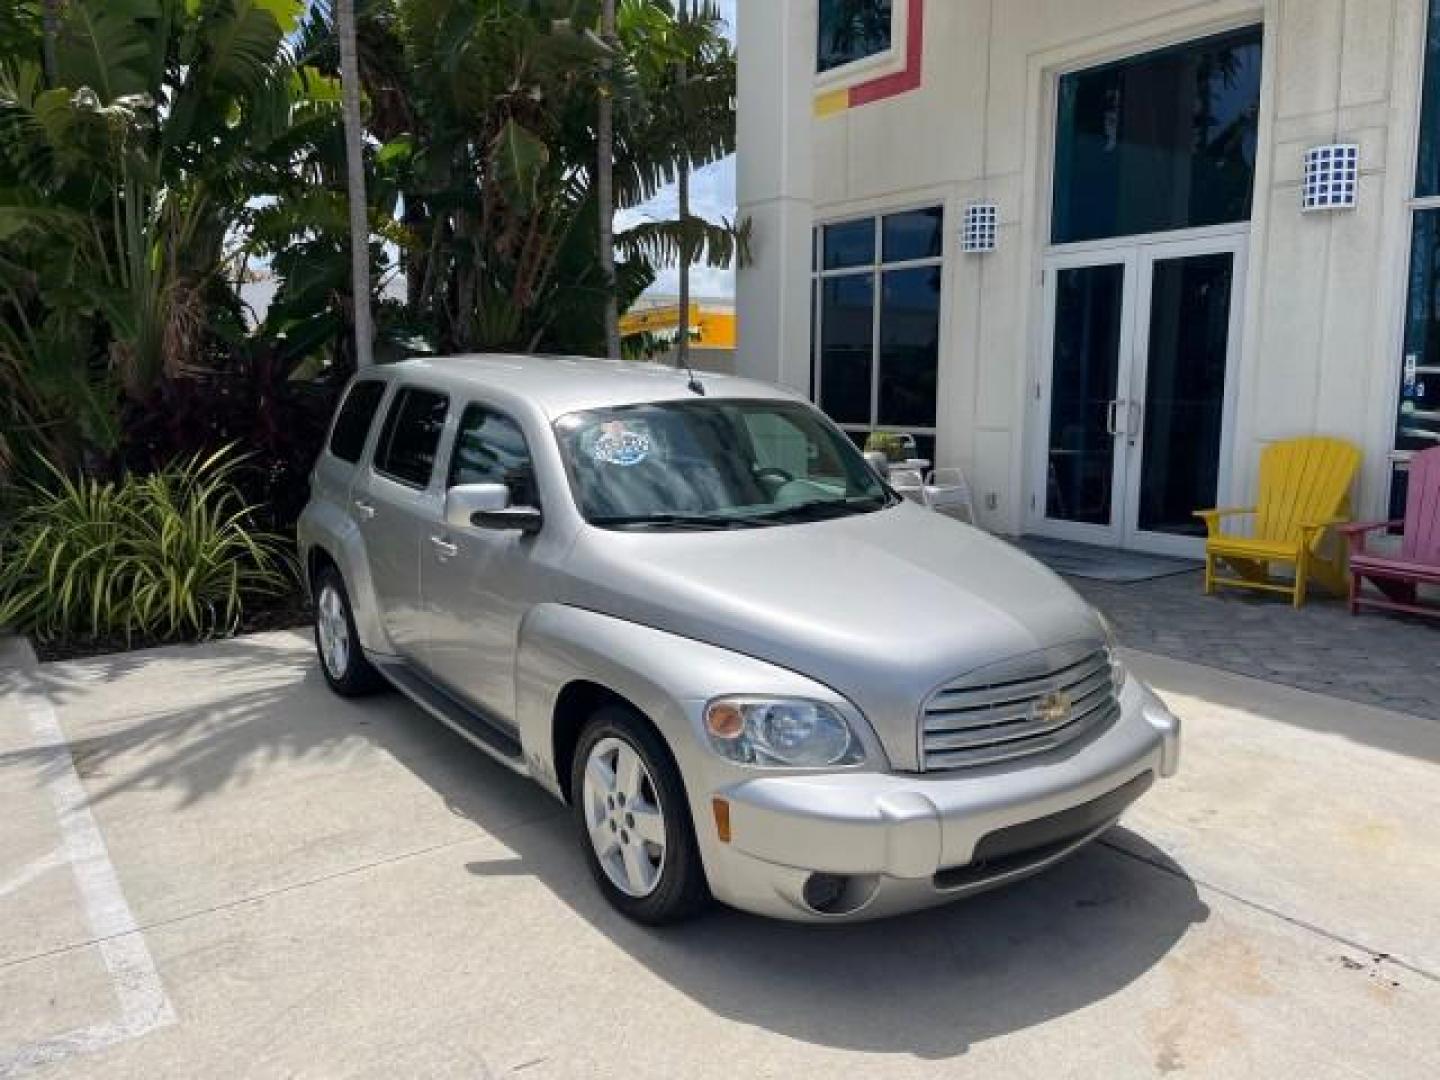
314, 566, 385, 697
571, 706, 710, 925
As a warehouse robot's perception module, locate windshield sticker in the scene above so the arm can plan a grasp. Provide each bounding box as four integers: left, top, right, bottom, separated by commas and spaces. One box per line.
591, 422, 652, 467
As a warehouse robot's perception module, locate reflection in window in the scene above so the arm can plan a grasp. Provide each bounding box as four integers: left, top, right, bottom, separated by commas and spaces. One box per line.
1419, 0, 1440, 197
1046, 266, 1124, 526
1395, 3, 1440, 511
818, 0, 894, 74
1398, 211, 1440, 456
820, 275, 874, 425
812, 209, 944, 453
823, 218, 876, 269
450, 405, 537, 506
883, 207, 944, 262
1052, 27, 1263, 244
879, 267, 941, 428
375, 389, 449, 488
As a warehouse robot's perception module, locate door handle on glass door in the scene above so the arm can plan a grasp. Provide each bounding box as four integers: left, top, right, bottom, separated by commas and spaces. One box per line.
1106, 400, 1122, 436
353, 499, 377, 520
430, 535, 459, 559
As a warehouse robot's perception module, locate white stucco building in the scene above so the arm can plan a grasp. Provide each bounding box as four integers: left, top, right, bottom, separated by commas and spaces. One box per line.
737, 0, 1440, 554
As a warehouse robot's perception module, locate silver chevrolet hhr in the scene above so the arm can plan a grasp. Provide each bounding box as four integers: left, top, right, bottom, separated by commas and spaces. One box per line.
298, 355, 1180, 924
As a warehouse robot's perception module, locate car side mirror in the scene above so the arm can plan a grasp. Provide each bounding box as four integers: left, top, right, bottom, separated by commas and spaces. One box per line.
445, 483, 543, 535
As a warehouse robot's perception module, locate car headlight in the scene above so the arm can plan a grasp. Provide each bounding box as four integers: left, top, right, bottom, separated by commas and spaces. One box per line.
1095, 611, 1128, 689
703, 697, 865, 768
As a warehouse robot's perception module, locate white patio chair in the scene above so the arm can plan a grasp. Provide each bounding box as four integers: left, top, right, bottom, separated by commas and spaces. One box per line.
888, 468, 928, 506
925, 467, 978, 525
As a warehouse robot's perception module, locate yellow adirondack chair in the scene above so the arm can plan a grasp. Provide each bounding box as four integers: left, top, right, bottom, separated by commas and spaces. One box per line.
1195, 437, 1361, 607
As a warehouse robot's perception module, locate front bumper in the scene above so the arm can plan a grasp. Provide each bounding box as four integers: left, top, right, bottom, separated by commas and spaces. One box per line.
700, 678, 1179, 921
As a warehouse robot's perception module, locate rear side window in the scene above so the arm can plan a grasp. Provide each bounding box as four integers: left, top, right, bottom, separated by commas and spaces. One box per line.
329, 381, 386, 463
374, 388, 449, 488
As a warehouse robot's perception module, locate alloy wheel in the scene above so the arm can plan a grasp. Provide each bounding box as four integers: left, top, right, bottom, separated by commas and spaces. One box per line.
581, 737, 668, 898
317, 583, 350, 679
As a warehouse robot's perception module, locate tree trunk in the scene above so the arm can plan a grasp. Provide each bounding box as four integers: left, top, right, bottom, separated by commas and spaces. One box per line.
41, 0, 59, 83
598, 0, 620, 360
675, 0, 692, 371
337, 0, 374, 369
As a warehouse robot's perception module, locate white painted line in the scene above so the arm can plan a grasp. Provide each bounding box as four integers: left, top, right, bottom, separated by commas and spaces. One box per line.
0, 653, 176, 1079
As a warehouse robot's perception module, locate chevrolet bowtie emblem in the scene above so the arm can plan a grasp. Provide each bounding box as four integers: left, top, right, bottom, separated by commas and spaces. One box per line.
1033, 691, 1073, 726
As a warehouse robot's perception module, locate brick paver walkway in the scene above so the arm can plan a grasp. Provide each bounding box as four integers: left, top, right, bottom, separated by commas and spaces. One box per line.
1073, 570, 1440, 721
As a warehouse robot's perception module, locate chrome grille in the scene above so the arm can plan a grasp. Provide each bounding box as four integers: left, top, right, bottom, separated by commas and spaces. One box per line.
920, 644, 1120, 771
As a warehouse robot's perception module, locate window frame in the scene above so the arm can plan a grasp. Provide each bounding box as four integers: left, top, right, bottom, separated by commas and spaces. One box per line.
445, 400, 542, 509
815, 0, 909, 91
371, 385, 452, 491
810, 206, 946, 452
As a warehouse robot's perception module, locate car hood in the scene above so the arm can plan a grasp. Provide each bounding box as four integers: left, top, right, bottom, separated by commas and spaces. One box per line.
557, 503, 1104, 770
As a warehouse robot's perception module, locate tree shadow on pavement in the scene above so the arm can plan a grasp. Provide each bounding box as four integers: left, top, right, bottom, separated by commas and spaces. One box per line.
10, 630, 1208, 1059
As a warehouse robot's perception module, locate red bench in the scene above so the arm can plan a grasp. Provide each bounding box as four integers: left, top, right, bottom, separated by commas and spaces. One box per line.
1340, 446, 1440, 620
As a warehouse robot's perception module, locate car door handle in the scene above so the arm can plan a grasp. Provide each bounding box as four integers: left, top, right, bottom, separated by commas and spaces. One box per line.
353, 499, 377, 521
430, 535, 459, 559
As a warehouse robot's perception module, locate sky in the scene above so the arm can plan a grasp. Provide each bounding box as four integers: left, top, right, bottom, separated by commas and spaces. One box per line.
620, 0, 739, 300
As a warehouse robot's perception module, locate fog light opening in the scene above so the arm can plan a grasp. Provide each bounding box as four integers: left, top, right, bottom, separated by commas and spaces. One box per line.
801, 873, 880, 917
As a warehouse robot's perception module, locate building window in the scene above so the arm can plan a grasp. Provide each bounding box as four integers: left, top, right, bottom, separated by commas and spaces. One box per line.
1394, 0, 1440, 508
811, 208, 943, 460
1052, 27, 1264, 245
818, 0, 894, 74
1419, 0, 1440, 200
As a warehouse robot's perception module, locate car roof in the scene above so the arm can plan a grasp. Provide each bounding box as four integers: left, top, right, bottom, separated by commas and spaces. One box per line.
370, 354, 802, 418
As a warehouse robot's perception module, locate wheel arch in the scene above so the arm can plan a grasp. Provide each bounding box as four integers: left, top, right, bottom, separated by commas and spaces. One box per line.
551, 681, 664, 805
297, 500, 390, 654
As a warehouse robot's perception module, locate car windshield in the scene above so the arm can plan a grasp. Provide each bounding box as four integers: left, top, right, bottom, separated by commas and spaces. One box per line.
554, 399, 895, 530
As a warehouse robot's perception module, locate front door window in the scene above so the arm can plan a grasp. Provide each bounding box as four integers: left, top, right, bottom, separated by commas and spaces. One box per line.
1046, 264, 1127, 526
1136, 253, 1235, 536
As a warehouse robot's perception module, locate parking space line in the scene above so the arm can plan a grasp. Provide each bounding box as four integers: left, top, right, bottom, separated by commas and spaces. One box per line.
0, 652, 176, 1079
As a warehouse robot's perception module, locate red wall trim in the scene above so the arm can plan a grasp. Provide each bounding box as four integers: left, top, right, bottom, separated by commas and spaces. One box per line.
848, 0, 925, 108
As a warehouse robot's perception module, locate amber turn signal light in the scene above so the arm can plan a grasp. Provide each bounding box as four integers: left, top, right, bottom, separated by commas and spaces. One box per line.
712, 798, 732, 843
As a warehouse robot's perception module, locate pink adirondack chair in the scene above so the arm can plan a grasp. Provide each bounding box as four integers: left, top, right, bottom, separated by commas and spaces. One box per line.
1339, 446, 1440, 619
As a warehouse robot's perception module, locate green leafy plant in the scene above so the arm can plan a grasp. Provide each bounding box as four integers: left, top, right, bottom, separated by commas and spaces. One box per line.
0, 448, 297, 645
864, 432, 909, 463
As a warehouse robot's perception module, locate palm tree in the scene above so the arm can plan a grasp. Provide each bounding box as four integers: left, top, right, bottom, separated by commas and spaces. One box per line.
40, 0, 58, 82
675, 0, 692, 370
598, 0, 620, 360
336, 0, 374, 369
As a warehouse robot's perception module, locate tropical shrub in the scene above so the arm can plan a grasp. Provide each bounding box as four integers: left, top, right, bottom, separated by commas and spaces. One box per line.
119, 346, 342, 533
0, 449, 297, 645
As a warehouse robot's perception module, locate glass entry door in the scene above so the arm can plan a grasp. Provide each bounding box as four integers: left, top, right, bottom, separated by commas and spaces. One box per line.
1033, 234, 1244, 556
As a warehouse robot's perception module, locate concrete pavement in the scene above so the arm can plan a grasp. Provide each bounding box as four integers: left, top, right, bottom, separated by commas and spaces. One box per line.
1, 631, 1436, 1078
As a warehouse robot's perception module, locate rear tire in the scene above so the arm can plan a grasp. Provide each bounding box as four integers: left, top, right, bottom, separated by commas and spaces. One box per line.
314, 566, 385, 697
570, 706, 710, 925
